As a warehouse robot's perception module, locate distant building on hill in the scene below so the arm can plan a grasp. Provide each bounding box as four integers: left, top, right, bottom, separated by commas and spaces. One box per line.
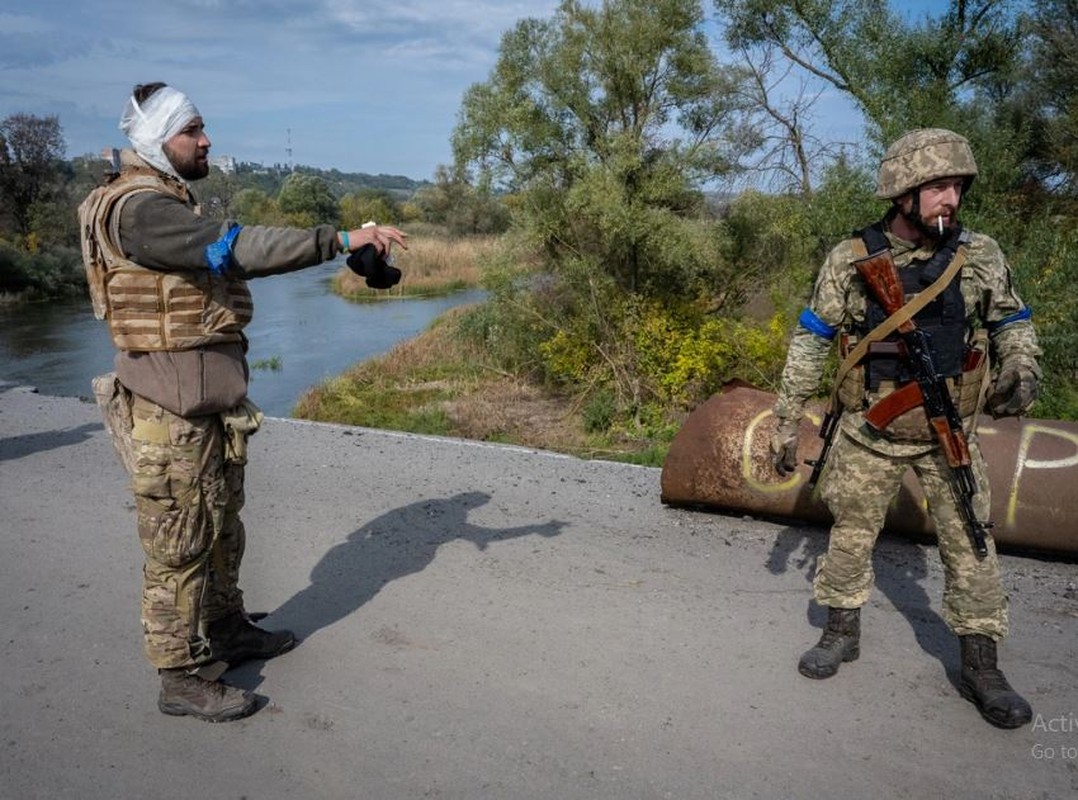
210, 155, 237, 174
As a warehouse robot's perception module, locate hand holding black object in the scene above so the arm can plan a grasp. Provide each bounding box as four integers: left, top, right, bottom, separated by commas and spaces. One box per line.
346, 244, 402, 289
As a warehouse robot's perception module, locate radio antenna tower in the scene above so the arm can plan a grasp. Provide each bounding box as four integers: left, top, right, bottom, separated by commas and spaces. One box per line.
286, 128, 293, 172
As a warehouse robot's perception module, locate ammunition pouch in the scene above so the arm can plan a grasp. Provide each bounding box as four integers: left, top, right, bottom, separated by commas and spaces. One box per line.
91, 371, 137, 476
840, 329, 990, 441
220, 399, 263, 465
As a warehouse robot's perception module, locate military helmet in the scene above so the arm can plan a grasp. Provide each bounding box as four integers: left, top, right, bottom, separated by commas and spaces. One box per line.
875, 128, 978, 199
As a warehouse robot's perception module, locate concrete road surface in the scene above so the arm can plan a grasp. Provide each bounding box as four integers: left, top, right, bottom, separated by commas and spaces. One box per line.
1, 382, 1076, 800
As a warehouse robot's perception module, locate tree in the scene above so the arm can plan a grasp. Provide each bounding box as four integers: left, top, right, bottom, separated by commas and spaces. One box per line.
714, 0, 1026, 143
729, 42, 855, 196
1022, 0, 1078, 194
339, 188, 401, 229
453, 0, 757, 296
275, 172, 340, 227
0, 113, 66, 238
196, 168, 242, 221
412, 165, 511, 235
230, 188, 280, 225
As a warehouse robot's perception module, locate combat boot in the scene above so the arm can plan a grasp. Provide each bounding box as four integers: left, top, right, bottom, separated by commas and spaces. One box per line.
798, 607, 860, 679
207, 611, 296, 666
158, 668, 257, 722
959, 634, 1033, 729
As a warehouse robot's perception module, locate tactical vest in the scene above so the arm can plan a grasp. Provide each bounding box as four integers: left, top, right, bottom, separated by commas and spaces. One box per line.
78, 156, 253, 352
836, 224, 989, 440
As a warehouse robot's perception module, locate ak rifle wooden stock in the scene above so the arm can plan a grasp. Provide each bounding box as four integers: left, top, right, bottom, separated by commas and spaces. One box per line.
853, 249, 991, 558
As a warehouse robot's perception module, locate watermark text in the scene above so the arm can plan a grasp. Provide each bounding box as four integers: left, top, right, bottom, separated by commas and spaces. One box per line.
1031, 713, 1078, 760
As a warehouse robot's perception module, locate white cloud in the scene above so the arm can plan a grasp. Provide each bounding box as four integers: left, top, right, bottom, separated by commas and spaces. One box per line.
1, 0, 559, 174
0, 12, 53, 34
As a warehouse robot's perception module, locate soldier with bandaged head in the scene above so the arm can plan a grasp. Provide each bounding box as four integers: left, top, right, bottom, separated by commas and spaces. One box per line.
769, 129, 1041, 729
79, 82, 407, 722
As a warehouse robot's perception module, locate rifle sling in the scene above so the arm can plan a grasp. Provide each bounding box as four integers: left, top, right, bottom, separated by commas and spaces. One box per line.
829, 240, 967, 413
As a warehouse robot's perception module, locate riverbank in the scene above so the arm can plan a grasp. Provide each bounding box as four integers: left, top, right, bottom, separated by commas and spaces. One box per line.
293, 305, 675, 465
307, 230, 677, 465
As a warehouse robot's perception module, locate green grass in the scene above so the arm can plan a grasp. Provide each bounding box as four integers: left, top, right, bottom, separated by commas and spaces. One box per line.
250, 355, 283, 371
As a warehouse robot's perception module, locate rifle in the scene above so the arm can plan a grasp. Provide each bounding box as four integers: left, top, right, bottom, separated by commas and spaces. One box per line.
100, 147, 122, 182
853, 248, 991, 559
805, 409, 839, 490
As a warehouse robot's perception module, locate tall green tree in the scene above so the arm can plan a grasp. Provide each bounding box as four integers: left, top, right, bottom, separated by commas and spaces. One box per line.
413, 165, 510, 236
0, 113, 67, 238
339, 188, 401, 229
275, 172, 340, 227
453, 0, 757, 297
229, 188, 280, 225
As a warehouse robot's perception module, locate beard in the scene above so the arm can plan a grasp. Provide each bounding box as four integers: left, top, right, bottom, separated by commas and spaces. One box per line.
163, 143, 210, 181
913, 215, 952, 243
901, 204, 958, 245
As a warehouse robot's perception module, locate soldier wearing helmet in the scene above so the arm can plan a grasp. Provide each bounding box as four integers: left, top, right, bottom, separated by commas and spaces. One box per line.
768, 129, 1041, 729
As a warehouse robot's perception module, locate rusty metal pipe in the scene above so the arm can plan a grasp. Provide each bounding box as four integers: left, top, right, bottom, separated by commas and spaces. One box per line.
660, 384, 1078, 556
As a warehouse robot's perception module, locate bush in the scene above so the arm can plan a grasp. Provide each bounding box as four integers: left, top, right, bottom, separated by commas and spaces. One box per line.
583, 388, 616, 433
1002, 213, 1078, 420
0, 240, 84, 298
0, 239, 32, 292
456, 237, 561, 378
627, 298, 791, 405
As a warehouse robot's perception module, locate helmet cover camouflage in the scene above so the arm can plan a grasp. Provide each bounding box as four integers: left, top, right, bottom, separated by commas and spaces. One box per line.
875, 128, 979, 199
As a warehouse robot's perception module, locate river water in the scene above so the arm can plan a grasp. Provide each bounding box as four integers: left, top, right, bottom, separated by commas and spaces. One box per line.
0, 259, 484, 417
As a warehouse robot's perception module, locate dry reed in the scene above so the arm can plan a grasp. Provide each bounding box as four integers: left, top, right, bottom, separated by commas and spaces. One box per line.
333, 233, 498, 300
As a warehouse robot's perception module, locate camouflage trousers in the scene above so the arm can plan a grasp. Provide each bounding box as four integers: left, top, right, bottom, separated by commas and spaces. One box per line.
816, 431, 1007, 639
128, 394, 249, 669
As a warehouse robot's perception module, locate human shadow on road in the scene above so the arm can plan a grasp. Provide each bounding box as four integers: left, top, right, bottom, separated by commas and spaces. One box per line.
229, 490, 566, 691
0, 422, 103, 462
767, 524, 956, 673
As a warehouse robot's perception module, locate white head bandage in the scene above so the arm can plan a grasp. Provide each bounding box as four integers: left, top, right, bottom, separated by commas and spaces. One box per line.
118, 86, 200, 178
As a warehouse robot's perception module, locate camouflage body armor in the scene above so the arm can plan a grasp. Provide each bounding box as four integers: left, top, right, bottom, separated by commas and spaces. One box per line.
78, 151, 253, 352
833, 224, 990, 442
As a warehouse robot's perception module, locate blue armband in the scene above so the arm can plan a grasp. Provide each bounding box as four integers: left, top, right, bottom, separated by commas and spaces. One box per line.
204, 223, 243, 275
798, 307, 837, 341
987, 306, 1032, 333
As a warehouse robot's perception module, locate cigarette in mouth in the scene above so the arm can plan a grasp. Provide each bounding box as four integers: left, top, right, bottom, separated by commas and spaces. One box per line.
938, 215, 944, 235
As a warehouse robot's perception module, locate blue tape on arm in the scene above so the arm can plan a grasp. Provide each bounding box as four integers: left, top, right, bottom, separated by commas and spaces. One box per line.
798, 307, 837, 340
204, 223, 243, 275
987, 306, 1032, 333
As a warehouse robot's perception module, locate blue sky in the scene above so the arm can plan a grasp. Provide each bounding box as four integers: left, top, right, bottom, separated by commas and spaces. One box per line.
0, 0, 959, 182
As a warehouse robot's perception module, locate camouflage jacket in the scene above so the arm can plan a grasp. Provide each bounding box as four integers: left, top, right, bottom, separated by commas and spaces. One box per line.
774, 225, 1041, 455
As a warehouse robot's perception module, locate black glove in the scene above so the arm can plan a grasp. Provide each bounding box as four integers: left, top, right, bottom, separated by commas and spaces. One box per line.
346, 244, 401, 290
986, 364, 1038, 418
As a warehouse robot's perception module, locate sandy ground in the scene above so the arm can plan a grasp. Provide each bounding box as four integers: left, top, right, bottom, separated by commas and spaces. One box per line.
1, 382, 1076, 800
